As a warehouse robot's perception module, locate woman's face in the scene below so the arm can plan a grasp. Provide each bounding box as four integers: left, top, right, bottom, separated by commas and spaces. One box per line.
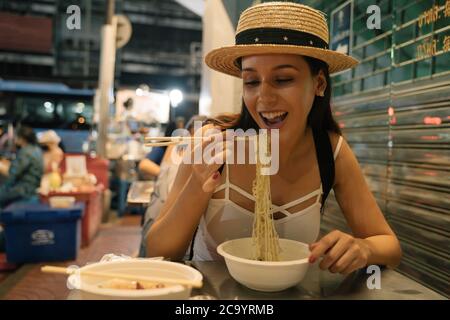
241, 54, 326, 142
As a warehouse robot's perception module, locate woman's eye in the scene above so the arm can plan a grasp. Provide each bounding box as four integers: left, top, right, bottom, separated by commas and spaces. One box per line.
276, 78, 293, 84
244, 80, 260, 86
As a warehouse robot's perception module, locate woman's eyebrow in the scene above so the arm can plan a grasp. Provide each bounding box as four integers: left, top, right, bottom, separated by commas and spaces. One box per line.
273, 64, 299, 71
241, 64, 299, 72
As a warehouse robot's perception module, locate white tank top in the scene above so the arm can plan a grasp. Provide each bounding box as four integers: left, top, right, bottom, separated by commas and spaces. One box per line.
192, 136, 344, 260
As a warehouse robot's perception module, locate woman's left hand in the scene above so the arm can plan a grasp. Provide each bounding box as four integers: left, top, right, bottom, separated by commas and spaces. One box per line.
308, 230, 372, 275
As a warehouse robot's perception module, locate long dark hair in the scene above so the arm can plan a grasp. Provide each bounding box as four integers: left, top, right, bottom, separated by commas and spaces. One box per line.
208, 56, 341, 136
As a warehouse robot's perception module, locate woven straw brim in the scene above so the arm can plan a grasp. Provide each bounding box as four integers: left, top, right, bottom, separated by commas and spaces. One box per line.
205, 44, 359, 77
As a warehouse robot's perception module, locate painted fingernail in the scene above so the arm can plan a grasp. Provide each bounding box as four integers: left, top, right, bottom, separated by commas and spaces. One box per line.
212, 172, 220, 180
309, 256, 316, 264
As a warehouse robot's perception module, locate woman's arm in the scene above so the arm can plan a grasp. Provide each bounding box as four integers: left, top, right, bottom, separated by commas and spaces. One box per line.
146, 165, 212, 259
310, 136, 402, 274
139, 147, 168, 177
146, 127, 229, 260
138, 158, 161, 177
5, 149, 30, 184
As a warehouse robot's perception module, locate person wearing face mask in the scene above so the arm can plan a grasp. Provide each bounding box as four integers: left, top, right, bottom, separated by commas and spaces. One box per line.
145, 2, 402, 276
0, 126, 43, 208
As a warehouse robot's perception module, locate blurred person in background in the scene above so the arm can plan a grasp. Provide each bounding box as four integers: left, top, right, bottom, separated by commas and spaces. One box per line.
0, 126, 43, 208
122, 97, 135, 121
0, 124, 12, 184
38, 130, 64, 173
138, 120, 182, 179
175, 116, 186, 132
121, 97, 140, 134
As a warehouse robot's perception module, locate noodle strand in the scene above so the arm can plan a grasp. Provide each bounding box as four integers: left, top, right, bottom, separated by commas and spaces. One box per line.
251, 131, 281, 261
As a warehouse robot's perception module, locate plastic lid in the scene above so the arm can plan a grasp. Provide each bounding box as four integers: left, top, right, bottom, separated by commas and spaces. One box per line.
0, 203, 84, 224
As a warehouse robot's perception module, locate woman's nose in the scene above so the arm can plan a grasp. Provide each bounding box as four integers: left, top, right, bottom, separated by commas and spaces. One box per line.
258, 82, 277, 106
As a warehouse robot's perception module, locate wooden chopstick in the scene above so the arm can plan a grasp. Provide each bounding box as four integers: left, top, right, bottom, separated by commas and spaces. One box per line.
144, 135, 255, 147
144, 136, 206, 141
145, 136, 255, 141
41, 265, 203, 288
144, 141, 180, 147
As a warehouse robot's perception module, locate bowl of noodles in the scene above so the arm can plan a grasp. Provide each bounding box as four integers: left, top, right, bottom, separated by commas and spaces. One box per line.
216, 132, 310, 292
217, 237, 310, 292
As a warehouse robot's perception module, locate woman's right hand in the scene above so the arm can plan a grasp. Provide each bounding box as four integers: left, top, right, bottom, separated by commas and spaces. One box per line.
189, 130, 231, 193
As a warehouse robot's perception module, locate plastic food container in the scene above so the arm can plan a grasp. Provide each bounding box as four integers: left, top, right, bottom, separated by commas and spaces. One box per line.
67, 259, 203, 300
49, 196, 76, 208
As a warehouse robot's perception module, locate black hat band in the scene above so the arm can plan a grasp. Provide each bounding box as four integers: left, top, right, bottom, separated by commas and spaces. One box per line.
236, 28, 329, 50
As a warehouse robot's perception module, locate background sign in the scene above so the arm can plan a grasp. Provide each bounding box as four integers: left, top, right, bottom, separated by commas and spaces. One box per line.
330, 0, 353, 56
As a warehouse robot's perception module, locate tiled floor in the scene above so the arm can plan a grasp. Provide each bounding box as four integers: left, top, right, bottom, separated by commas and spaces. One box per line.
0, 215, 142, 300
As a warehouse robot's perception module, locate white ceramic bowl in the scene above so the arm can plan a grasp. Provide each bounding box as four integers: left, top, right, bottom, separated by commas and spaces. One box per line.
67, 260, 203, 300
217, 238, 310, 292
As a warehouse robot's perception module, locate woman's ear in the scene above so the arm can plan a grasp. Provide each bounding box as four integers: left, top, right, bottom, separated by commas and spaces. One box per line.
315, 70, 327, 97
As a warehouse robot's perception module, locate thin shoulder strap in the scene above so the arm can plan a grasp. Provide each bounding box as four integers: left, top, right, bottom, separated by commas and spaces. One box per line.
312, 127, 335, 213
334, 136, 343, 160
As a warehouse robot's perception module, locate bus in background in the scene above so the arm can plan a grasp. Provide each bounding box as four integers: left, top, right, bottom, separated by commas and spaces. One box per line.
0, 79, 95, 154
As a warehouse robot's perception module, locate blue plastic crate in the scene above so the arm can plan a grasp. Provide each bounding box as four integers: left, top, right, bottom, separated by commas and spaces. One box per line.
0, 203, 84, 263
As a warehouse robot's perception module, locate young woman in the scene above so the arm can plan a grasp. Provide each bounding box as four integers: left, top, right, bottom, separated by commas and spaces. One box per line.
146, 2, 401, 275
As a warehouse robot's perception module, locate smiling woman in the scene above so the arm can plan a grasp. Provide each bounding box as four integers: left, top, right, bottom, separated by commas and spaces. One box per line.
146, 2, 402, 276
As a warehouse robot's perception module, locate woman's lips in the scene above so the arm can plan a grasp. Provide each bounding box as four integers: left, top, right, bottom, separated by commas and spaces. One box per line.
258, 111, 288, 129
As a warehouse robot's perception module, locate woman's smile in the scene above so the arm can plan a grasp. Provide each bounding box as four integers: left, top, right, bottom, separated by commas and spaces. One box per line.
258, 110, 289, 129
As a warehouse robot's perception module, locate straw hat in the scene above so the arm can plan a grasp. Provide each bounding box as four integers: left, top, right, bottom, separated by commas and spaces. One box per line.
38, 130, 61, 144
205, 2, 359, 77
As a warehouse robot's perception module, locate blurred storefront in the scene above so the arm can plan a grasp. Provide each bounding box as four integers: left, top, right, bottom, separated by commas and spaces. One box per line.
309, 0, 449, 297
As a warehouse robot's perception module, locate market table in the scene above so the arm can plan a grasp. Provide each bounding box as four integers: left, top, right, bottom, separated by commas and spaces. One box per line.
66, 261, 446, 300
187, 261, 446, 300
